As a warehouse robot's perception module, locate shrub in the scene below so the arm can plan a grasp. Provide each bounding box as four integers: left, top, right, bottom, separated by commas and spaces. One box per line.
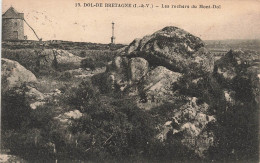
79, 51, 87, 57
1, 84, 58, 161
81, 58, 95, 70
1, 85, 31, 130
58, 72, 73, 81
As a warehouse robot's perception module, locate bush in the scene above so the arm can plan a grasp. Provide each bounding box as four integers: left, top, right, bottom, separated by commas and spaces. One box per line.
80, 58, 106, 71
58, 72, 73, 81
81, 58, 95, 70
1, 85, 31, 130
79, 51, 87, 57
1, 84, 58, 161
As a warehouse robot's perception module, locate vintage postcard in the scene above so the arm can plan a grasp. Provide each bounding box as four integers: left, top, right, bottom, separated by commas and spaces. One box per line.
1, 0, 259, 162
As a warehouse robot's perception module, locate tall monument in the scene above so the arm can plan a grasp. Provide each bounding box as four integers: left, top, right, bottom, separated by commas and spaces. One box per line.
111, 22, 115, 44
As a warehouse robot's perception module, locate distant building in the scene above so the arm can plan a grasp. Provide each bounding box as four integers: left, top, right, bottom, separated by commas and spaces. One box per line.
2, 7, 25, 40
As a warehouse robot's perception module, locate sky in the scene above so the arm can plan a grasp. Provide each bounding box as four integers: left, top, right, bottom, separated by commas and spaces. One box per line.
2, 0, 260, 44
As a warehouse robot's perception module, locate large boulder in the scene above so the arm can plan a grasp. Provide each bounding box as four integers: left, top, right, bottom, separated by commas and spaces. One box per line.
126, 26, 214, 76
104, 56, 148, 92
54, 49, 82, 66
1, 58, 37, 91
39, 49, 83, 68
137, 66, 182, 110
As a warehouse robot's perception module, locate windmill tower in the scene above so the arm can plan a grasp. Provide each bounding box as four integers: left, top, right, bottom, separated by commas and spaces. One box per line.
111, 22, 115, 44
2, 7, 25, 40
2, 6, 41, 41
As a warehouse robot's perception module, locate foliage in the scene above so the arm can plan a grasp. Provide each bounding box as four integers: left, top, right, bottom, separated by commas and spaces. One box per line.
55, 80, 198, 161
1, 84, 57, 161
1, 85, 31, 130
207, 68, 259, 162
79, 51, 87, 57
91, 73, 110, 93
80, 58, 95, 70
80, 58, 106, 70
58, 71, 73, 81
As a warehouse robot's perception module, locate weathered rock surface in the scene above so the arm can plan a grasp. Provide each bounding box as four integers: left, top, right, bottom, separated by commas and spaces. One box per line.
40, 49, 83, 67
30, 101, 46, 110
129, 57, 149, 82
1, 58, 37, 91
22, 85, 48, 110
103, 56, 130, 91
25, 86, 45, 101
137, 66, 182, 110
157, 97, 216, 157
102, 56, 183, 110
214, 49, 260, 106
112, 56, 125, 72
126, 26, 214, 75
1, 57, 63, 109
2, 49, 83, 74
55, 110, 83, 124
214, 50, 260, 81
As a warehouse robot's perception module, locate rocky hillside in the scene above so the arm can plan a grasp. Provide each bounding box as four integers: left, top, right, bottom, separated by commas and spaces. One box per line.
94, 26, 259, 159
93, 26, 217, 156
1, 26, 259, 162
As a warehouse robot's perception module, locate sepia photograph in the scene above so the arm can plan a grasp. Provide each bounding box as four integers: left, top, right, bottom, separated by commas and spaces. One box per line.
0, 0, 260, 162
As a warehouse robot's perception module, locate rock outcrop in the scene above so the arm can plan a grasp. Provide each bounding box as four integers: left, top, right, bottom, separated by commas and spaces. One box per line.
103, 56, 183, 110
1, 58, 51, 109
55, 110, 83, 124
157, 97, 216, 156
39, 49, 83, 67
129, 57, 149, 82
25, 86, 45, 101
92, 26, 226, 157
126, 26, 214, 76
214, 50, 260, 81
1, 58, 37, 91
214, 49, 260, 105
2, 49, 83, 74
137, 66, 182, 110
99, 26, 215, 110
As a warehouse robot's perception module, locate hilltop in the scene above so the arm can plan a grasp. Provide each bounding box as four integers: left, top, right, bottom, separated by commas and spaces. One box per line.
2, 40, 126, 50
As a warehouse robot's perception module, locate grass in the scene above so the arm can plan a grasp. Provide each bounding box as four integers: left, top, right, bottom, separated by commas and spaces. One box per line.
36, 74, 86, 93
68, 49, 118, 61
